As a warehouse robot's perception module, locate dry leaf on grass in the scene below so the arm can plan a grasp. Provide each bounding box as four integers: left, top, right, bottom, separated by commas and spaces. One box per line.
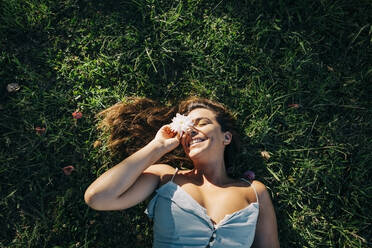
6, 83, 20, 93
260, 151, 271, 160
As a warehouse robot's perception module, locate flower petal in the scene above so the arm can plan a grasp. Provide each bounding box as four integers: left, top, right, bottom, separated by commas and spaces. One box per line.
288, 103, 301, 109
35, 127, 46, 135
243, 170, 255, 181
72, 111, 83, 119
62, 165, 75, 175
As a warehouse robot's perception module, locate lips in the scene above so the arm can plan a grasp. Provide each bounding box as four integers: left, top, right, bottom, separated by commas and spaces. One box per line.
188, 137, 207, 147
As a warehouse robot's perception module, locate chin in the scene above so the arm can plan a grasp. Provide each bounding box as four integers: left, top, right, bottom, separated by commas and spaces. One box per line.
185, 138, 217, 162
187, 146, 209, 161
188, 151, 200, 160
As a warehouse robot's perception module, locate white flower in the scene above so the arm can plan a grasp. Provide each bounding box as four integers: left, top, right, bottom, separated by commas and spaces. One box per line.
169, 113, 193, 134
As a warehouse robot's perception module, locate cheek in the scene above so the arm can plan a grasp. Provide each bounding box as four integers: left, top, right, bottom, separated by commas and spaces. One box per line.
209, 128, 224, 141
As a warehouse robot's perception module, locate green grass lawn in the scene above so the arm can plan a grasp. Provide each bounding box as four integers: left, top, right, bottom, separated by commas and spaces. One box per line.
1, 0, 371, 247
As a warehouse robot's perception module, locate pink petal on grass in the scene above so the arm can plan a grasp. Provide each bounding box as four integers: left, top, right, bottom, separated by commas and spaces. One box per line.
288, 103, 301, 109
243, 170, 256, 181
35, 127, 46, 134
62, 165, 75, 175
72, 111, 83, 119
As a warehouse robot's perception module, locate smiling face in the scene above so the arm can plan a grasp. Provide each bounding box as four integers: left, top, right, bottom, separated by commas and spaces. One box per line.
181, 108, 231, 162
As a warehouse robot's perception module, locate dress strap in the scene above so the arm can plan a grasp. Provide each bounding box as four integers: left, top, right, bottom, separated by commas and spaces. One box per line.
171, 168, 179, 182
240, 178, 259, 204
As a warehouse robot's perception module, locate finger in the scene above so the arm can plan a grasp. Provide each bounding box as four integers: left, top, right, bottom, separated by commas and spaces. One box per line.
179, 131, 187, 147
163, 125, 177, 137
163, 125, 171, 132
177, 131, 183, 140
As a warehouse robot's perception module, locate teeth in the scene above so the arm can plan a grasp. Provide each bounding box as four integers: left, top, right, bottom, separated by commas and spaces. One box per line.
190, 138, 205, 146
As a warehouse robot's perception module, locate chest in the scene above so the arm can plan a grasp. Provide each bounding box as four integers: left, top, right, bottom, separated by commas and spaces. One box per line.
146, 181, 259, 247
178, 182, 250, 225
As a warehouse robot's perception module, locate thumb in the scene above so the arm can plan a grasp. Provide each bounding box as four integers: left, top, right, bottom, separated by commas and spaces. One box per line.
165, 136, 180, 150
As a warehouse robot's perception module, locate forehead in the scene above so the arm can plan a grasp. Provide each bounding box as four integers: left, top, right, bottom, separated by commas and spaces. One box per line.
187, 108, 216, 121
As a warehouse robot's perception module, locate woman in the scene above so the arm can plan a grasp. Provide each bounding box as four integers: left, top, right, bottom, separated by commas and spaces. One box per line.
84, 97, 279, 247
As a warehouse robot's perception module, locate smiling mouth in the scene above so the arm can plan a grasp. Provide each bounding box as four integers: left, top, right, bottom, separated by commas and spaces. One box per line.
188, 137, 207, 147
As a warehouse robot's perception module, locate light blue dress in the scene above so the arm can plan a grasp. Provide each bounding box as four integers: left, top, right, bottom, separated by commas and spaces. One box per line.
145, 169, 259, 248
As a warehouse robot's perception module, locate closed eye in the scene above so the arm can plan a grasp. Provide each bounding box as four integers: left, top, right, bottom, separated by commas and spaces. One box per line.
194, 118, 211, 127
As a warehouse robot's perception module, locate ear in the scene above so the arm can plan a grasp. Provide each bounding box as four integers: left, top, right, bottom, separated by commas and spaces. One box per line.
223, 131, 232, 145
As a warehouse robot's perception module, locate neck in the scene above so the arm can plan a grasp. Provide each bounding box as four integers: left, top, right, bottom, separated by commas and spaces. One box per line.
191, 158, 230, 185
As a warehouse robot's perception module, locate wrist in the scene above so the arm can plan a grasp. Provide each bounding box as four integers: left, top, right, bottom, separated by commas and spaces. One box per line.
148, 139, 170, 154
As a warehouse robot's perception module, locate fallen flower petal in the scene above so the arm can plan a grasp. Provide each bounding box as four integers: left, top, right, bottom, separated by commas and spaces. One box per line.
243, 170, 255, 181
62, 165, 75, 175
6, 83, 21, 93
288, 103, 301, 108
35, 127, 46, 135
72, 111, 83, 119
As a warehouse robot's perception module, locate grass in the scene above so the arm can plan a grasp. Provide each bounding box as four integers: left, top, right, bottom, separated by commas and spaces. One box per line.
0, 0, 371, 247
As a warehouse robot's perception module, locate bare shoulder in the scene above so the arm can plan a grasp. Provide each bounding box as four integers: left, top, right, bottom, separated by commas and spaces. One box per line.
238, 179, 266, 190
251, 180, 267, 194
143, 164, 177, 183
238, 179, 270, 204
251, 180, 272, 203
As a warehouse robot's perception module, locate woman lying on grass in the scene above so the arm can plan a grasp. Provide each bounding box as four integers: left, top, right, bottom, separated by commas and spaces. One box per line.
85, 97, 279, 248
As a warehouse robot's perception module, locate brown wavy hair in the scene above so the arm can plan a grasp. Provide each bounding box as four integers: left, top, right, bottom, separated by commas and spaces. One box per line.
97, 97, 240, 169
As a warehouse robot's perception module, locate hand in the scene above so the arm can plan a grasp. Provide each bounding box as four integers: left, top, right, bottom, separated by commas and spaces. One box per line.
153, 125, 181, 153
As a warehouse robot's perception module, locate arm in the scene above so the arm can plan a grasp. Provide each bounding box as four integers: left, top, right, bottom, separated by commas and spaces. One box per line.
251, 181, 280, 248
84, 125, 179, 211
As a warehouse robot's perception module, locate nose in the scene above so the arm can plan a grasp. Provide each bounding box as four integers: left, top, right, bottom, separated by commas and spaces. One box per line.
186, 127, 198, 137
